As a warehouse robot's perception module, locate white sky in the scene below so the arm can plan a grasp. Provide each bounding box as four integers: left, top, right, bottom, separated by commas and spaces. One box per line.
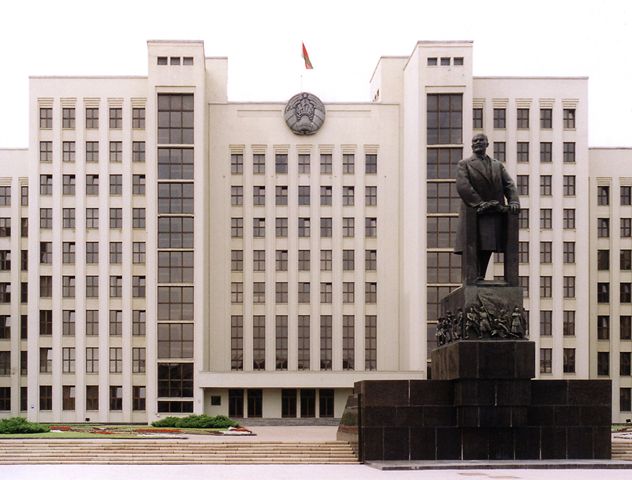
1, 0, 630, 148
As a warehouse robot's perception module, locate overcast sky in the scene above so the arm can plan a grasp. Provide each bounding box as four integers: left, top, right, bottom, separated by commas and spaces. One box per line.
1, 0, 630, 148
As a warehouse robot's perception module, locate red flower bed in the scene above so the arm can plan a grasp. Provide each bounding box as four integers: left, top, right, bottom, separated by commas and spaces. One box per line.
135, 428, 182, 434
49, 425, 73, 431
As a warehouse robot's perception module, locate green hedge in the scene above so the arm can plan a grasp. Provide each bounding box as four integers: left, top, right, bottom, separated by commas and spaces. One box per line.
0, 417, 50, 434
152, 414, 239, 429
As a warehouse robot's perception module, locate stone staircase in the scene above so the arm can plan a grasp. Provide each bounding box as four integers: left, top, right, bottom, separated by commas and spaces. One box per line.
612, 438, 632, 461
0, 439, 358, 465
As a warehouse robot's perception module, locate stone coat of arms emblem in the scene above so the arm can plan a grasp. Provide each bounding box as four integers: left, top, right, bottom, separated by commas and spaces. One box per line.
284, 92, 326, 135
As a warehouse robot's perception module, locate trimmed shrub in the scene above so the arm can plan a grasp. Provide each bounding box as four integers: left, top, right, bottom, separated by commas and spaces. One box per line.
152, 414, 238, 429
0, 417, 49, 434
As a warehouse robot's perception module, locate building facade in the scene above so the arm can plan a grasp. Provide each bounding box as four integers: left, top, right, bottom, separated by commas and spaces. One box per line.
0, 39, 629, 423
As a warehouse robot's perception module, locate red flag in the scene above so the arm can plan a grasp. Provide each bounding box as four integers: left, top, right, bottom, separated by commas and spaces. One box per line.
302, 42, 313, 69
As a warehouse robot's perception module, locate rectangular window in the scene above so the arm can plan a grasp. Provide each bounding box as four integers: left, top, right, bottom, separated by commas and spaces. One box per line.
86, 141, 99, 162
343, 282, 355, 303
109, 141, 122, 162
427, 94, 462, 145
275, 282, 288, 303
85, 207, 99, 228
540, 142, 552, 163
109, 208, 122, 228
109, 348, 123, 373
343, 315, 355, 370
275, 153, 288, 174
40, 347, 52, 373
320, 250, 332, 271
621, 316, 632, 340
320, 186, 332, 205
40, 386, 52, 411
342, 186, 355, 206
110, 386, 123, 411
62, 310, 75, 335
343, 249, 355, 271
252, 154, 265, 174
563, 276, 575, 298
540, 209, 552, 229
597, 185, 610, 206
493, 108, 506, 129
298, 315, 310, 370
563, 311, 575, 336
540, 108, 552, 129
563, 108, 575, 129
365, 154, 377, 174
365, 186, 377, 206
298, 250, 310, 271
298, 154, 310, 174
622, 218, 632, 237
597, 250, 610, 270
563, 348, 575, 373
231, 315, 243, 371
132, 141, 145, 162
133, 386, 146, 411
342, 217, 354, 238
132, 107, 145, 129
298, 185, 310, 205
621, 388, 632, 412
86, 312, 99, 336
597, 352, 609, 376
540, 311, 552, 336
621, 186, 632, 206
365, 315, 377, 371
563, 209, 576, 229
62, 107, 75, 128
540, 175, 552, 196
20, 185, 28, 206
132, 310, 146, 336
132, 174, 145, 195
133, 242, 146, 264
563, 242, 575, 263
63, 208, 75, 228
62, 141, 76, 162
62, 347, 75, 373
320, 154, 332, 174
320, 282, 332, 303
298, 217, 310, 237
253, 316, 265, 370
320, 315, 332, 370
132, 208, 145, 228
621, 250, 632, 271
563, 175, 575, 196
517, 142, 529, 162
132, 347, 146, 373
621, 352, 631, 376
493, 142, 506, 162
473, 108, 483, 129
62, 276, 75, 298
320, 217, 332, 237
276, 316, 288, 370
597, 283, 609, 303
339, 153, 354, 174
109, 107, 122, 128
516, 175, 529, 196
275, 217, 288, 237
517, 108, 530, 129
40, 141, 52, 162
85, 107, 98, 128
540, 241, 552, 263
621, 283, 631, 303
365, 217, 377, 237
275, 185, 288, 205
86, 385, 99, 410
40, 107, 52, 128
563, 142, 576, 163
540, 276, 552, 298
597, 218, 609, 237
231, 154, 243, 174
298, 282, 310, 304
275, 250, 288, 272
540, 348, 552, 374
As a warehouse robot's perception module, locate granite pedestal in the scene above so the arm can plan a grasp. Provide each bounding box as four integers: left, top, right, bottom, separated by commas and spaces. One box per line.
339, 341, 611, 462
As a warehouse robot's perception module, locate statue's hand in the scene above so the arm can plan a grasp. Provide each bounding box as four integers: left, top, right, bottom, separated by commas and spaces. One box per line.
476, 200, 499, 213
508, 203, 520, 215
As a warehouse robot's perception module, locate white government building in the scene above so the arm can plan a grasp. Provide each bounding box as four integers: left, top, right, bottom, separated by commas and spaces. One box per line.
0, 39, 630, 423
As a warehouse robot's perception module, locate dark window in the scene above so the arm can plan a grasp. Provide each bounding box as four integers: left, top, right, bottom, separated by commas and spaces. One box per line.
40, 107, 52, 128
622, 250, 632, 271
109, 108, 122, 129
493, 142, 506, 162
133, 386, 146, 411
62, 107, 75, 129
621, 352, 631, 376
597, 186, 610, 206
540, 311, 552, 336
540, 108, 552, 128
157, 363, 194, 397
365, 154, 377, 174
540, 209, 552, 229
563, 175, 576, 196
39, 385, 52, 410
253, 316, 265, 370
597, 250, 610, 270
563, 142, 576, 163
621, 283, 631, 303
517, 142, 529, 162
518, 209, 529, 229
622, 316, 632, 340
319, 389, 334, 417
517, 108, 530, 128
597, 283, 610, 303
493, 108, 506, 129
540, 348, 552, 374
473, 108, 483, 129
621, 186, 632, 206
365, 315, 377, 370
597, 218, 609, 237
622, 218, 632, 237
228, 389, 244, 417
540, 276, 552, 298
86, 141, 99, 162
320, 315, 332, 370
597, 352, 609, 376
540, 142, 552, 163
157, 94, 194, 144
320, 154, 332, 174
621, 388, 631, 412
563, 348, 575, 374
540, 242, 552, 264
281, 389, 297, 418
275, 153, 288, 174
563, 242, 575, 263
231, 315, 243, 371
132, 107, 145, 129
300, 389, 315, 417
563, 311, 575, 336
247, 389, 263, 418
563, 108, 575, 129
540, 175, 552, 196
275, 315, 288, 369
230, 154, 243, 174
109, 386, 122, 411
427, 94, 462, 145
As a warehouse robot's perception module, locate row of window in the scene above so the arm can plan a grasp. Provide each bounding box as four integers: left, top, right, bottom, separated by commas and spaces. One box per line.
596, 315, 632, 340
597, 218, 632, 237
39, 140, 145, 163
488, 141, 575, 163
231, 185, 377, 207
37, 275, 146, 298
230, 153, 378, 175
230, 315, 377, 372
157, 56, 194, 66
595, 352, 632, 381
494, 241, 577, 265
227, 388, 335, 418
0, 385, 146, 412
40, 107, 145, 130
230, 281, 377, 305
38, 207, 147, 229
514, 208, 576, 230
35, 309, 146, 337
597, 185, 632, 206
230, 217, 377, 238
30, 346, 145, 375
231, 249, 377, 272
516, 175, 577, 197
0, 186, 27, 207
597, 283, 632, 303
514, 276, 576, 298
474, 107, 576, 130
597, 250, 632, 270
38, 241, 146, 265
40, 174, 146, 196
539, 348, 576, 374
427, 56, 464, 66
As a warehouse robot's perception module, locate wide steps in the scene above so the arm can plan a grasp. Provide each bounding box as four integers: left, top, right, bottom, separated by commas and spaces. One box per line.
0, 440, 358, 464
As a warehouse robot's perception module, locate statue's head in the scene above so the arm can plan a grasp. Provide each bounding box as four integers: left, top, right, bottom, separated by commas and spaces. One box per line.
472, 133, 489, 154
